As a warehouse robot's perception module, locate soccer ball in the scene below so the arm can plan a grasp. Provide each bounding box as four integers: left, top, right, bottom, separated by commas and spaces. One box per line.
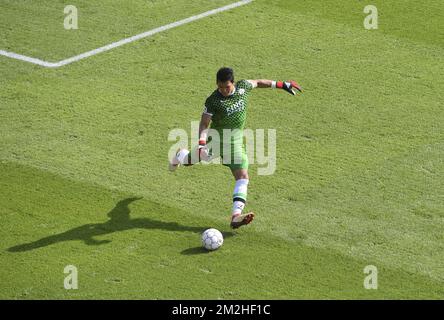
201, 228, 223, 251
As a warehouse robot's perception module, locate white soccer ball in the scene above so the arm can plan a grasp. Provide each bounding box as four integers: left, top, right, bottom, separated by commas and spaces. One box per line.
201, 228, 223, 251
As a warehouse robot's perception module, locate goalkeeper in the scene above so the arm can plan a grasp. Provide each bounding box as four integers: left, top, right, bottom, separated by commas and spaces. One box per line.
169, 67, 302, 229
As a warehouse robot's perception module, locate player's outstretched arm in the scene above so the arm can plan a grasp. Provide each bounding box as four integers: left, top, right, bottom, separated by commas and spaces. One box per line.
247, 79, 303, 95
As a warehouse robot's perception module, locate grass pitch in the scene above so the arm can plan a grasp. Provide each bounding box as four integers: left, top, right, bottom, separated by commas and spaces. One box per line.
0, 0, 443, 299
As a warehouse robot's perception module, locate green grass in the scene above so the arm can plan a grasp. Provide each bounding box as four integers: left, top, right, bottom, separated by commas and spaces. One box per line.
1, 0, 443, 299
1, 162, 442, 299
0, 0, 236, 60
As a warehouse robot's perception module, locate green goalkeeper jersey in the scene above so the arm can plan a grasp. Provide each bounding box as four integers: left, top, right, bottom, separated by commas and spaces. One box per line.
203, 80, 254, 136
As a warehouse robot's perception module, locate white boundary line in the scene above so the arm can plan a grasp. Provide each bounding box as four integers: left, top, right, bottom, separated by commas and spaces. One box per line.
0, 0, 253, 68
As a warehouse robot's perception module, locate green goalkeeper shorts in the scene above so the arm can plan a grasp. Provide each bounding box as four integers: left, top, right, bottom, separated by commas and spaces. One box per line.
221, 141, 249, 171
208, 137, 249, 171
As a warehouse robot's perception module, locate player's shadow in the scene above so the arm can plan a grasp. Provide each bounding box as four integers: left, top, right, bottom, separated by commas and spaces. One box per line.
7, 197, 229, 253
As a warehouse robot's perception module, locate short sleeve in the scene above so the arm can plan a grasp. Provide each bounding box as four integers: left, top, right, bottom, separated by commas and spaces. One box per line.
203, 97, 214, 116
236, 79, 254, 93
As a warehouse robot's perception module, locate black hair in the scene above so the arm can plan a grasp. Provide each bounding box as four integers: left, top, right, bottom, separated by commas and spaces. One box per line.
216, 67, 234, 83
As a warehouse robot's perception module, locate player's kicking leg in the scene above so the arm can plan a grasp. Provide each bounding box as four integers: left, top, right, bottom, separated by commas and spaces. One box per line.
168, 148, 190, 171
169, 146, 210, 171
230, 168, 255, 229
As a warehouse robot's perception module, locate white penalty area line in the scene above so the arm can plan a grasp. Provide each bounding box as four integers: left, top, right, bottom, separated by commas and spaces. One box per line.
0, 0, 253, 68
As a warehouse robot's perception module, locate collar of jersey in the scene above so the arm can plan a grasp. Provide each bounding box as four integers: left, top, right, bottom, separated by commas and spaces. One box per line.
218, 86, 236, 99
